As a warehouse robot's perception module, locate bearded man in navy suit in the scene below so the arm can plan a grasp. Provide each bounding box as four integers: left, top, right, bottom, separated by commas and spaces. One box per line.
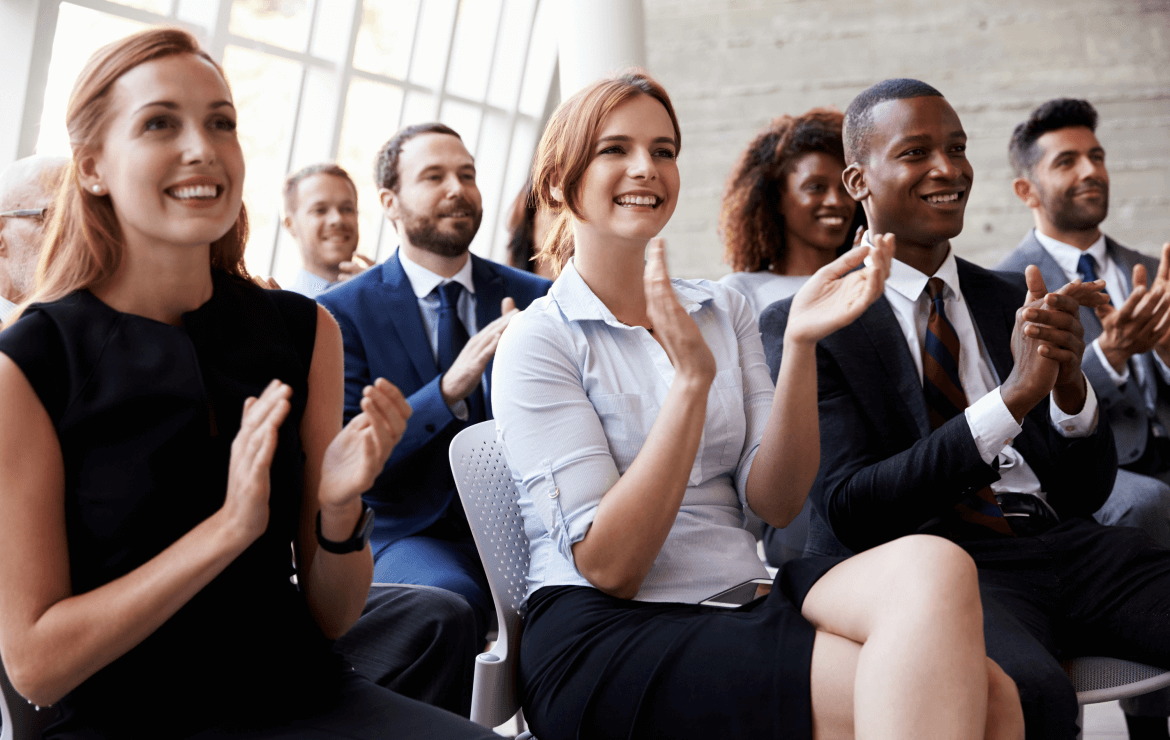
759, 79, 1170, 740
318, 123, 550, 651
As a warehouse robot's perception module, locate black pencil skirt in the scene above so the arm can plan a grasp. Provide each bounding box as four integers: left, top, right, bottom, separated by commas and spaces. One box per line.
519, 556, 844, 740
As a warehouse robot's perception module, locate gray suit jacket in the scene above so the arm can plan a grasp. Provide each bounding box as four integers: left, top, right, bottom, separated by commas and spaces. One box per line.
995, 230, 1170, 467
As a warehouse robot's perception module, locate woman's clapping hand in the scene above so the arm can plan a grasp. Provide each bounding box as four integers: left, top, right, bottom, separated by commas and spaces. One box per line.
786, 231, 894, 345
318, 378, 412, 509
645, 238, 716, 385
223, 380, 293, 542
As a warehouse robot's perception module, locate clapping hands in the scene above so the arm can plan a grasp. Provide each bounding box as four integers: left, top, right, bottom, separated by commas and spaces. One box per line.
319, 378, 412, 509
785, 231, 894, 345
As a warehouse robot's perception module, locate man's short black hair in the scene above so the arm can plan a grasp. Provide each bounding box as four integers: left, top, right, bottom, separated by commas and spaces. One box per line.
1008, 98, 1098, 178
843, 79, 945, 164
374, 122, 462, 192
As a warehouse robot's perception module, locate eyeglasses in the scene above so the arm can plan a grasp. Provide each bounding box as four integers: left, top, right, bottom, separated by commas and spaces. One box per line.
0, 208, 49, 220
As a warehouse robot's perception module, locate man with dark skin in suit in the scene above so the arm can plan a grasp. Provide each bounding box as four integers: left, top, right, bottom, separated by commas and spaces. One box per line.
760, 79, 1170, 740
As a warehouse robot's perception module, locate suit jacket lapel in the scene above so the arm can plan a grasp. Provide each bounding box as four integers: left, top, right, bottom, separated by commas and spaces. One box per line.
471, 254, 505, 417
857, 297, 932, 438
381, 254, 440, 382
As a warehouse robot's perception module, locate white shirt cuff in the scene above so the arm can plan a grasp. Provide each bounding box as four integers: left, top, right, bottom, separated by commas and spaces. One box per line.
1092, 338, 1130, 386
450, 399, 469, 421
965, 388, 1024, 465
1049, 375, 1098, 438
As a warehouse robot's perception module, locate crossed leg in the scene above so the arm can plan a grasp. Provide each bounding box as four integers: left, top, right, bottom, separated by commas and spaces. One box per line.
800, 535, 1024, 739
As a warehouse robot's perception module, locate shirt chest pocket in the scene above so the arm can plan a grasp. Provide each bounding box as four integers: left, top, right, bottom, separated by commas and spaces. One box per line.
591, 392, 647, 470
709, 367, 747, 468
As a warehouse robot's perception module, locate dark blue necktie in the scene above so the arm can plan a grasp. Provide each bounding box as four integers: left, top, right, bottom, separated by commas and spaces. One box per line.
436, 282, 484, 423
922, 278, 1014, 538
1077, 253, 1112, 306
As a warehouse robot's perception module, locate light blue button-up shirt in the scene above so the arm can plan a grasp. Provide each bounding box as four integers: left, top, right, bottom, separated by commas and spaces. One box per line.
492, 259, 772, 604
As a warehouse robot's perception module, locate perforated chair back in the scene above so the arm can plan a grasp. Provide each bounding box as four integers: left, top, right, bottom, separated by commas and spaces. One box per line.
1063, 656, 1170, 740
1, 658, 52, 740
450, 420, 531, 731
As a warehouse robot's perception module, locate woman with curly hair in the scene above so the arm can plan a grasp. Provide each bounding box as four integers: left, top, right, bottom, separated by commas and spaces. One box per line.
719, 108, 862, 320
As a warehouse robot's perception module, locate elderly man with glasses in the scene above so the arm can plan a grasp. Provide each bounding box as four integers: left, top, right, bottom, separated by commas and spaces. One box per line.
0, 156, 68, 323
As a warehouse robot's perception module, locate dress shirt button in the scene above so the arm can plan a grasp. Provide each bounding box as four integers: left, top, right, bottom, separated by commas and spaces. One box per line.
1064, 425, 1075, 432
549, 487, 559, 499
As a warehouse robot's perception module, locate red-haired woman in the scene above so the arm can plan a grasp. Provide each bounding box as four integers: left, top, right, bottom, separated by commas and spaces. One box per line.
491, 72, 1022, 740
719, 111, 861, 566
0, 28, 496, 740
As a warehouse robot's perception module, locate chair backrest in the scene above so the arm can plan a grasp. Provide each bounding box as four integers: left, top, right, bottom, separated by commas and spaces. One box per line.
1, 658, 52, 740
449, 420, 531, 727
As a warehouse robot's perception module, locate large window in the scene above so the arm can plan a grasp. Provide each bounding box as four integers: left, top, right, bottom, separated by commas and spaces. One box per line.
22, 0, 558, 283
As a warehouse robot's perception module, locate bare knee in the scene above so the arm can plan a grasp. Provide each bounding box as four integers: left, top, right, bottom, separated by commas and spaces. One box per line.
883, 535, 980, 612
984, 658, 1025, 740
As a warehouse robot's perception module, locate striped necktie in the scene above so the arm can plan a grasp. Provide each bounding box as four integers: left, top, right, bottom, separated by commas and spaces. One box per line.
923, 278, 1015, 538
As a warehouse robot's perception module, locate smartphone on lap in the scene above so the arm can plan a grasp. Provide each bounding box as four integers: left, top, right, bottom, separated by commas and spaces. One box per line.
700, 578, 773, 608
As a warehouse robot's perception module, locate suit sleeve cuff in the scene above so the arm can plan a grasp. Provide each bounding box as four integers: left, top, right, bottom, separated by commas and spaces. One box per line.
964, 388, 1023, 465
1049, 375, 1099, 437
1091, 338, 1129, 386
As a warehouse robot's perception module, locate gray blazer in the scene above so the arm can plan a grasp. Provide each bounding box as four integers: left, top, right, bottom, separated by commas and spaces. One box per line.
995, 230, 1170, 467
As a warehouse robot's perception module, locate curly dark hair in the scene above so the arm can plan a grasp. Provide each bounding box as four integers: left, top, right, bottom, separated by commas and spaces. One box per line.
373, 122, 461, 192
720, 107, 854, 273
1008, 98, 1098, 178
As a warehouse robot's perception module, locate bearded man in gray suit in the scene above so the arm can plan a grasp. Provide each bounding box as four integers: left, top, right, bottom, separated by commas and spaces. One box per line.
996, 97, 1170, 740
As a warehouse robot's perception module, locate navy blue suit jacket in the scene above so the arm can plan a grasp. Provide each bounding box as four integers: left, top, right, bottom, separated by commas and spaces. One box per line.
758, 258, 1118, 556
317, 252, 551, 549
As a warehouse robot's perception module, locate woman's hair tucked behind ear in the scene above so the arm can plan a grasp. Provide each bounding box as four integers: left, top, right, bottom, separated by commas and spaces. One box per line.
11, 27, 248, 323
530, 70, 680, 277
719, 107, 844, 274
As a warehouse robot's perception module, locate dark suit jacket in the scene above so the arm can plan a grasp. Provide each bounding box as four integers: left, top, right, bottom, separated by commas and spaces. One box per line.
317, 252, 551, 548
995, 230, 1170, 468
758, 257, 1118, 555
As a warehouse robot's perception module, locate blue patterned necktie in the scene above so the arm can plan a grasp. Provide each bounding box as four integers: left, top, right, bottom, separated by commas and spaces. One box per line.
437, 282, 484, 423
922, 278, 1014, 538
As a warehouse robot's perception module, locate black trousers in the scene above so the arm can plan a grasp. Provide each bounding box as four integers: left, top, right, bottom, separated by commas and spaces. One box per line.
962, 518, 1170, 740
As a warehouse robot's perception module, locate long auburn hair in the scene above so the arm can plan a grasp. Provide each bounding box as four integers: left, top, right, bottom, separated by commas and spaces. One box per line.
531, 70, 681, 277
11, 27, 248, 323
719, 107, 847, 273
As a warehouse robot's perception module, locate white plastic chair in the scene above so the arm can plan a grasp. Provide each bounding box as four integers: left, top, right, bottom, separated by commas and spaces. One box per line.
1064, 657, 1170, 738
449, 420, 534, 738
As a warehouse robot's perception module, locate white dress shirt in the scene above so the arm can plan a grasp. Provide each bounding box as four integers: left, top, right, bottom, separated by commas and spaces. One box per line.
288, 268, 333, 299
1033, 228, 1170, 389
878, 243, 1099, 499
492, 258, 772, 603
399, 248, 479, 420
0, 295, 17, 325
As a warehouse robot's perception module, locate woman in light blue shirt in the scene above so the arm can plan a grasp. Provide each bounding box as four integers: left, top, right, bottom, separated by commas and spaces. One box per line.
491, 72, 1021, 740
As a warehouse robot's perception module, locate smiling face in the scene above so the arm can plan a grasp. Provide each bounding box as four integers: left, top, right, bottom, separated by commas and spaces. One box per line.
845, 95, 972, 255
780, 151, 855, 265
384, 132, 482, 258
1026, 126, 1109, 235
285, 172, 358, 274
79, 53, 244, 256
570, 93, 680, 248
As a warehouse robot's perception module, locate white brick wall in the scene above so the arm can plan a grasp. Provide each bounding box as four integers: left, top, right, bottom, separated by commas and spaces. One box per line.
643, 0, 1170, 279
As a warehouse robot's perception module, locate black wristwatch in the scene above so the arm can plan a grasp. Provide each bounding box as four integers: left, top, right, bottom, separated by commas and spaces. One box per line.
316, 504, 375, 554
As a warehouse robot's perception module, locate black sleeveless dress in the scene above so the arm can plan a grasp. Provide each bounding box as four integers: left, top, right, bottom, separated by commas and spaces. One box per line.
0, 271, 344, 738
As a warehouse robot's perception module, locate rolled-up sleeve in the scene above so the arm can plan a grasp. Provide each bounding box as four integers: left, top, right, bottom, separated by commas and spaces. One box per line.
728, 288, 775, 521
492, 309, 621, 565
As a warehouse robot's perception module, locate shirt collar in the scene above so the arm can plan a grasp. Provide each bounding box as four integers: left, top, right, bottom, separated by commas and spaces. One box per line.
863, 233, 962, 304
552, 258, 714, 327
399, 248, 476, 299
1032, 228, 1108, 278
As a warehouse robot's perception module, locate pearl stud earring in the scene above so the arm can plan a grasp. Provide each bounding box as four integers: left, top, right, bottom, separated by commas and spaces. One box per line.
92, 185, 101, 194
